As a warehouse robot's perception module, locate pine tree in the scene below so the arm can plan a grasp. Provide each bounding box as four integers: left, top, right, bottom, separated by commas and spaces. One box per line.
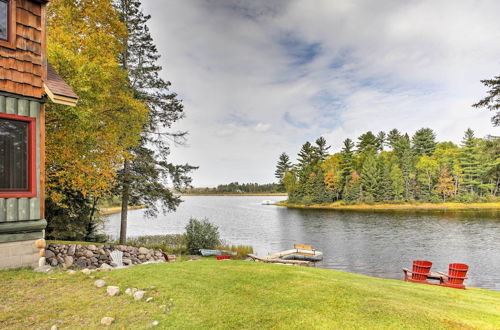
412, 128, 437, 156
340, 139, 355, 193
315, 137, 331, 161
356, 131, 379, 154
390, 165, 405, 201
115, 0, 196, 244
395, 134, 415, 201
376, 131, 386, 152
361, 152, 379, 202
297, 142, 320, 178
473, 74, 500, 126
387, 129, 402, 150
275, 153, 292, 182
459, 129, 481, 194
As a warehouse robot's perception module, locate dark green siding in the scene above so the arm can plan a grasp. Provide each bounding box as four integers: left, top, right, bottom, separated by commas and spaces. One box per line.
0, 94, 41, 222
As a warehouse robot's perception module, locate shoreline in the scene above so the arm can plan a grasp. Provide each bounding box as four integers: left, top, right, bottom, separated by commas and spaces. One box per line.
278, 201, 500, 212
180, 193, 288, 196
99, 205, 145, 215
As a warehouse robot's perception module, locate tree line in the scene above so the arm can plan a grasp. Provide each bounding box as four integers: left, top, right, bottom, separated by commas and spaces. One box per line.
186, 183, 284, 194
276, 129, 499, 205
45, 0, 195, 243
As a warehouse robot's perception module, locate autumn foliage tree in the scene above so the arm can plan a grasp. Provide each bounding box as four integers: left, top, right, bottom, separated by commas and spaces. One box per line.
45, 0, 148, 239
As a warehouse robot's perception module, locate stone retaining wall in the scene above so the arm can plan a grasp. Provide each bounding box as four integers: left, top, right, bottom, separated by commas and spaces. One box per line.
45, 243, 165, 269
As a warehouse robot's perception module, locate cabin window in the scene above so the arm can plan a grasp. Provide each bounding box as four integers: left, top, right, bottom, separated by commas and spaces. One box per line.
0, 113, 36, 198
0, 0, 8, 41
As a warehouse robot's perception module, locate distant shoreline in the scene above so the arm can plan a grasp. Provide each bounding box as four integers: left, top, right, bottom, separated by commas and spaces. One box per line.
278, 201, 500, 212
180, 193, 288, 197
100, 205, 145, 215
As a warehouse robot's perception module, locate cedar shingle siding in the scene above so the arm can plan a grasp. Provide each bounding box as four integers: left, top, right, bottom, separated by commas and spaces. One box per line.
0, 0, 44, 99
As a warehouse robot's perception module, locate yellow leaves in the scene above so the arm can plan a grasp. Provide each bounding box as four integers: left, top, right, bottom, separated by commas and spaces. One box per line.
45, 0, 149, 203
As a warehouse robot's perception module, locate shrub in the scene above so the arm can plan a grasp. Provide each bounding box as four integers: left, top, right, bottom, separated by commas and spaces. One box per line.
126, 234, 187, 254
185, 218, 220, 254
217, 244, 254, 259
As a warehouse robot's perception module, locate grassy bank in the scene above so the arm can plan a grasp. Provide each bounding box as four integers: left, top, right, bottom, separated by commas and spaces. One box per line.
279, 201, 500, 212
99, 205, 145, 216
1, 260, 499, 329
180, 193, 288, 196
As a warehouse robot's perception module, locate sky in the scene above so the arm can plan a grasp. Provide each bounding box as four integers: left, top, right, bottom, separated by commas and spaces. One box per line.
142, 0, 500, 187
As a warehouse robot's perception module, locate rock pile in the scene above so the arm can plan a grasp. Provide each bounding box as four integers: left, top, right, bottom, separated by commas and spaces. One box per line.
45, 243, 165, 269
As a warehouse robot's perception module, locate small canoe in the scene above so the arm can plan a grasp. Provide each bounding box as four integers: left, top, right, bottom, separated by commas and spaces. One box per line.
261, 200, 276, 205
199, 249, 237, 257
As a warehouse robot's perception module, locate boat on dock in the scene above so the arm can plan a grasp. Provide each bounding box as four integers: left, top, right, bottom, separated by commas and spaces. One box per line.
248, 244, 323, 266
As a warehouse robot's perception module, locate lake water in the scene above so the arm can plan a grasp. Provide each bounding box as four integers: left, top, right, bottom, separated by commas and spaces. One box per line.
104, 196, 500, 291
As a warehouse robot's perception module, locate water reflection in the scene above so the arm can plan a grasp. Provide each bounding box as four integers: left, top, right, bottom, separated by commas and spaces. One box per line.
104, 196, 500, 291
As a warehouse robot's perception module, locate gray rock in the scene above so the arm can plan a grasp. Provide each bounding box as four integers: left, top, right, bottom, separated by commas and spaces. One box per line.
81, 268, 92, 275
75, 258, 88, 268
133, 290, 146, 301
64, 256, 74, 266
122, 258, 132, 265
49, 258, 58, 267
45, 250, 55, 259
87, 245, 97, 251
94, 279, 106, 288
84, 250, 94, 258
100, 317, 114, 326
138, 247, 149, 254
34, 265, 52, 273
100, 263, 113, 270
107, 286, 120, 296
67, 244, 76, 256
125, 287, 138, 296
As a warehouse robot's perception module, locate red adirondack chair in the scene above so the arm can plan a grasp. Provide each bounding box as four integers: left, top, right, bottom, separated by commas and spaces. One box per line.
403, 260, 433, 284
437, 263, 469, 289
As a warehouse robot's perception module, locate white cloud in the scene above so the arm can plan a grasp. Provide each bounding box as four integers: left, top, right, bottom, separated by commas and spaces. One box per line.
143, 0, 500, 186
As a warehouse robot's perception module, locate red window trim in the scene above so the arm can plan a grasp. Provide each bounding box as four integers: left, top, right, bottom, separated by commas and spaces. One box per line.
0, 112, 37, 198
0, 0, 16, 49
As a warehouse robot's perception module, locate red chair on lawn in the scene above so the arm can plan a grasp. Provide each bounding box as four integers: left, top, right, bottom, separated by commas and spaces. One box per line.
403, 260, 433, 284
437, 263, 469, 289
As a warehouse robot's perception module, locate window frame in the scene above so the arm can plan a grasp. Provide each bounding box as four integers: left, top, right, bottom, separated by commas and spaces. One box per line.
0, 0, 16, 49
0, 112, 37, 198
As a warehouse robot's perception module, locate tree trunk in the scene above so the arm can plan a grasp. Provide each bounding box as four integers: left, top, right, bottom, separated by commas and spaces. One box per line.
120, 159, 130, 245
86, 197, 99, 241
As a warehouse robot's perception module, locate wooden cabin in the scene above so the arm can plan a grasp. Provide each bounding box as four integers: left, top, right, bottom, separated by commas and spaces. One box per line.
0, 0, 77, 269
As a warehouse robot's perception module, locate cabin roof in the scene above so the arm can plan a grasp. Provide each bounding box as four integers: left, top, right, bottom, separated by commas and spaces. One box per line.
43, 63, 79, 107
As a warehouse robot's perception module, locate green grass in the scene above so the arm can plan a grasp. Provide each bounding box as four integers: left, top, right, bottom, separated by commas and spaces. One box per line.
1, 260, 499, 329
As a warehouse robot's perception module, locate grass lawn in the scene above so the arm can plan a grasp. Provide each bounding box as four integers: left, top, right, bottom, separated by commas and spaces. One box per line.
1, 260, 499, 329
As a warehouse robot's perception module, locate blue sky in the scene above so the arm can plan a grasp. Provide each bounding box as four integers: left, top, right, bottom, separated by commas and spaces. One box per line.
143, 0, 499, 187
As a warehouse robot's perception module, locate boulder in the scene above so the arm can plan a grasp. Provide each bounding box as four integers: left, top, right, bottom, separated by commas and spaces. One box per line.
87, 245, 97, 251
84, 250, 94, 258
125, 288, 137, 296
49, 258, 58, 267
94, 279, 106, 288
81, 268, 92, 275
138, 247, 149, 254
100, 317, 115, 326
34, 265, 52, 273
45, 249, 55, 259
64, 256, 74, 266
146, 297, 154, 303
67, 245, 76, 256
100, 263, 113, 271
133, 290, 146, 301
75, 258, 88, 268
106, 286, 120, 296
